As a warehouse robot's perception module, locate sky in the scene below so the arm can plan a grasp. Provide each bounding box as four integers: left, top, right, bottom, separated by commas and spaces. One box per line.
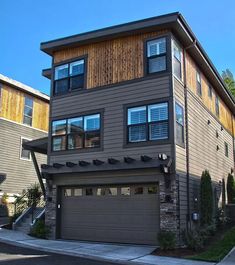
1, 0, 235, 95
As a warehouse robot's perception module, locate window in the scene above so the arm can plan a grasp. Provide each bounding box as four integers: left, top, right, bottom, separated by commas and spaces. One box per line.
173, 41, 182, 79
85, 188, 93, 196
64, 189, 72, 197
175, 103, 184, 145
121, 187, 130, 196
224, 142, 229, 157
196, 71, 202, 96
146, 37, 167, 74
134, 187, 143, 195
54, 59, 85, 95
107, 188, 118, 196
148, 186, 158, 194
23, 96, 33, 126
74, 188, 82, 196
52, 113, 101, 152
215, 95, 220, 117
127, 102, 168, 143
20, 138, 31, 160
97, 188, 106, 196
208, 85, 213, 98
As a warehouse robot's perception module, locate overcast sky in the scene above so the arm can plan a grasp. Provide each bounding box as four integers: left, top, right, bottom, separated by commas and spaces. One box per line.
1, 0, 235, 95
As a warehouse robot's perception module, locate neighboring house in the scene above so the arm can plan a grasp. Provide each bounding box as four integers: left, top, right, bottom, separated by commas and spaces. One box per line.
38, 12, 235, 245
0, 74, 49, 201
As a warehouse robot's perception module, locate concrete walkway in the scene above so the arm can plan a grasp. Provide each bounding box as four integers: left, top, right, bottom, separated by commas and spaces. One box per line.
219, 247, 235, 265
0, 228, 215, 265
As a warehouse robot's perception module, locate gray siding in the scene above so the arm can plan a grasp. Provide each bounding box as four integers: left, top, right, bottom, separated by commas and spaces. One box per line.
49, 75, 173, 165
174, 75, 234, 230
173, 77, 187, 231
0, 118, 47, 194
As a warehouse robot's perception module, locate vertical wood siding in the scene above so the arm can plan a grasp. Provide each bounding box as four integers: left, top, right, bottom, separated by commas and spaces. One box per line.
0, 84, 49, 131
185, 53, 234, 135
53, 30, 168, 89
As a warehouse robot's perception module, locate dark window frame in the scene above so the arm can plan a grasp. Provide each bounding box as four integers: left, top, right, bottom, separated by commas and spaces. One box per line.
172, 40, 182, 80
20, 137, 32, 161
208, 85, 213, 98
126, 101, 169, 144
196, 70, 202, 97
145, 36, 168, 75
215, 95, 220, 117
224, 142, 229, 157
23, 96, 33, 126
175, 102, 185, 147
51, 112, 101, 152
53, 56, 87, 96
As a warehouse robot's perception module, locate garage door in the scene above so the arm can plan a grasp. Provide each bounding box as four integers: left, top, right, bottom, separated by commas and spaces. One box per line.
60, 184, 159, 245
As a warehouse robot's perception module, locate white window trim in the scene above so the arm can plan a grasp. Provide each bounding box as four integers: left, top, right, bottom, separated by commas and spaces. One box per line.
20, 136, 32, 161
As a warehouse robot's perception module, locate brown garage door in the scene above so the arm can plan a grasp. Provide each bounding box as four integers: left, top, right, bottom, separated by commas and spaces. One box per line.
60, 184, 159, 245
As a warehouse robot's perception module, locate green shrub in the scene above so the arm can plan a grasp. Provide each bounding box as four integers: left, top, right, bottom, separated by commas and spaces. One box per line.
200, 170, 213, 226
158, 230, 176, 250
26, 183, 42, 206
30, 220, 50, 239
227, 173, 235, 204
182, 229, 204, 251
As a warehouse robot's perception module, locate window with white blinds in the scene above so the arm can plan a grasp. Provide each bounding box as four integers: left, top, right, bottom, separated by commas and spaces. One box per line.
146, 37, 167, 74
173, 41, 182, 80
127, 102, 168, 143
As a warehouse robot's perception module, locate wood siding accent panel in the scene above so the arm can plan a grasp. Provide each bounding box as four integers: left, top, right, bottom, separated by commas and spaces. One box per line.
0, 84, 49, 131
49, 75, 172, 164
185, 53, 234, 135
53, 30, 168, 89
0, 119, 47, 194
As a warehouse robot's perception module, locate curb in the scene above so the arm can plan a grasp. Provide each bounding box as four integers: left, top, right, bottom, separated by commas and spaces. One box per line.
217, 246, 235, 264
0, 237, 141, 265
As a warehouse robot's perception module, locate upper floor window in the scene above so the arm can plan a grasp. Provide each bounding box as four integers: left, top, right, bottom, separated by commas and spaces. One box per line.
51, 113, 100, 151
215, 95, 220, 117
23, 96, 33, 126
208, 85, 213, 98
196, 71, 202, 96
54, 59, 85, 95
224, 142, 229, 157
20, 138, 31, 160
146, 37, 167, 74
175, 103, 184, 146
173, 41, 182, 80
127, 102, 168, 143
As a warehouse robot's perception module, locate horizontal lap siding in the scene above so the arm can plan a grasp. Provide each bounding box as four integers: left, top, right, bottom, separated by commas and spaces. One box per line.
187, 92, 234, 183
0, 119, 47, 194
49, 76, 172, 164
174, 78, 187, 231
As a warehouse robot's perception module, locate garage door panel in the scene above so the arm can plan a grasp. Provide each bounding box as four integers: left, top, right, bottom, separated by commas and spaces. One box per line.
60, 184, 159, 245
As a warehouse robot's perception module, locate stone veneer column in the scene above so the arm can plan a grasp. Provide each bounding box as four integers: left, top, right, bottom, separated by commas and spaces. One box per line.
45, 183, 57, 239
159, 175, 179, 241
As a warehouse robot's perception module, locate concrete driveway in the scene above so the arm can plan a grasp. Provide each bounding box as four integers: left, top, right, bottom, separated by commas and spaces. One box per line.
0, 228, 155, 262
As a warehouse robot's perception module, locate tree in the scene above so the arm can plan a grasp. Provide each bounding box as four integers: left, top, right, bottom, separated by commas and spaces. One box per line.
200, 170, 213, 225
227, 173, 235, 204
222, 69, 235, 97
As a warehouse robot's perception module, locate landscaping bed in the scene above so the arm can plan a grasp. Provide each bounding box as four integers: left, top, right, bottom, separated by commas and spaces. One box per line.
152, 225, 235, 262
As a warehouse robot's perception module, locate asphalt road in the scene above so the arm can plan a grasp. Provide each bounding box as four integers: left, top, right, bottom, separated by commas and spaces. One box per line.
0, 242, 126, 265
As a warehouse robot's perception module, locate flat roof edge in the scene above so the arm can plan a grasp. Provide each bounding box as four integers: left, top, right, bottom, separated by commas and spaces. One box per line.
0, 74, 50, 102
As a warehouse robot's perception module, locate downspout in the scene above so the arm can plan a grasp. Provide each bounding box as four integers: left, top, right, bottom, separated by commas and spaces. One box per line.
183, 40, 196, 231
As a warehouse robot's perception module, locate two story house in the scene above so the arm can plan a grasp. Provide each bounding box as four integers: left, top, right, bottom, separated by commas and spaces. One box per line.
0, 74, 49, 202
39, 12, 235, 245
